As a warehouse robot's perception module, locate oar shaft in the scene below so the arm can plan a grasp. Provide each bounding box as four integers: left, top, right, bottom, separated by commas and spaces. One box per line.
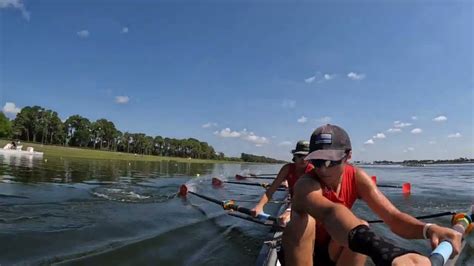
188, 191, 223, 206
236, 174, 275, 180
377, 184, 402, 188
186, 189, 278, 222
368, 211, 456, 224
225, 180, 286, 190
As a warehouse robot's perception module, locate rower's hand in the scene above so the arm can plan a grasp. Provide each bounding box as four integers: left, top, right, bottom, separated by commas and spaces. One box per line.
250, 205, 264, 217
391, 253, 430, 266
277, 210, 291, 227
428, 224, 463, 258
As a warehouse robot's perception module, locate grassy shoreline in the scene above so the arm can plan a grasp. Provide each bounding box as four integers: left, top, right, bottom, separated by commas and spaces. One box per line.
0, 140, 240, 164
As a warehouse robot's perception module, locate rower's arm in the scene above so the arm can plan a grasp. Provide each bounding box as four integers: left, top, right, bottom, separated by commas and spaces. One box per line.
292, 177, 364, 246
355, 168, 425, 239
288, 176, 426, 265
255, 164, 289, 208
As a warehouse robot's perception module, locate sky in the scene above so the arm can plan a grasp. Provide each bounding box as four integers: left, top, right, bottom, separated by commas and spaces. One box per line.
1, 0, 472, 161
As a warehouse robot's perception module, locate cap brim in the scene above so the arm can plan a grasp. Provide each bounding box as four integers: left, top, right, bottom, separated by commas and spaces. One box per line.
305, 150, 345, 161
292, 151, 309, 155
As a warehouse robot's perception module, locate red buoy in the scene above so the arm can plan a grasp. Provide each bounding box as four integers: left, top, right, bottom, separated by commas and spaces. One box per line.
402, 183, 411, 194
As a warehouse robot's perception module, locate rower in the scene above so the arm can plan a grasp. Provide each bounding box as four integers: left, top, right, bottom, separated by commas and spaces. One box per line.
250, 140, 314, 226
283, 124, 462, 266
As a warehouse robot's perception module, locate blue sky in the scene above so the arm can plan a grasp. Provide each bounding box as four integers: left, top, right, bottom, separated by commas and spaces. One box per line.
1, 0, 472, 161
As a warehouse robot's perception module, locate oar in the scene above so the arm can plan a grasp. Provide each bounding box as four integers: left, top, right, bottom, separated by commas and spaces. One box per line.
227, 212, 280, 227
236, 174, 275, 180
178, 184, 278, 222
371, 176, 411, 193
250, 173, 277, 176
429, 205, 473, 266
229, 199, 290, 204
213, 178, 287, 191
368, 211, 457, 224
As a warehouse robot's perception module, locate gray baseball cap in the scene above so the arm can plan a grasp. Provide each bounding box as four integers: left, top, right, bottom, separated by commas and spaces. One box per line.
305, 124, 352, 161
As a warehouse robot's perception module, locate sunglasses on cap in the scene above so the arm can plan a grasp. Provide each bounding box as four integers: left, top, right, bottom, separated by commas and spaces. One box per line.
310, 157, 345, 168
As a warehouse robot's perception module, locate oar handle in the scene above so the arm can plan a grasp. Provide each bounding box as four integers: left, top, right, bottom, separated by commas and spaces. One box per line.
429, 210, 472, 266
234, 206, 277, 222
430, 241, 453, 266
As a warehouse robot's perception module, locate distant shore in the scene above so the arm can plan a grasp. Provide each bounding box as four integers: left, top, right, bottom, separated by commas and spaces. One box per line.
354, 160, 474, 166
0, 140, 242, 164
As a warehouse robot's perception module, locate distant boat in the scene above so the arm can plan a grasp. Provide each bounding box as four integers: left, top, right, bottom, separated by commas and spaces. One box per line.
0, 143, 44, 156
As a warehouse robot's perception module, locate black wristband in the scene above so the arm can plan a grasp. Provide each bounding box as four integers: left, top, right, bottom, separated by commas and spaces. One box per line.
348, 224, 419, 266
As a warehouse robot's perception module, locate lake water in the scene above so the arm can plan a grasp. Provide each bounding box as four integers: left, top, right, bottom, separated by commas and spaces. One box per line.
0, 154, 472, 265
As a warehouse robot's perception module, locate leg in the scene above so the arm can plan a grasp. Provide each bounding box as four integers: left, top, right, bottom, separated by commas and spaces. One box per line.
283, 211, 315, 265
328, 219, 368, 266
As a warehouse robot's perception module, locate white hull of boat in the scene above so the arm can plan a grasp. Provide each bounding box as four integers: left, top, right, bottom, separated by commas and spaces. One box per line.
0, 149, 44, 156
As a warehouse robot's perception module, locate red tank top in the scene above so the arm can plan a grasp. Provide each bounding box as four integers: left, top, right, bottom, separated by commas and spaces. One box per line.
315, 164, 358, 246
286, 163, 314, 196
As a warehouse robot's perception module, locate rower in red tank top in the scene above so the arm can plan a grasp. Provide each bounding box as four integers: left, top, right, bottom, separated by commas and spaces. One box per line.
314, 163, 358, 247
251, 140, 313, 226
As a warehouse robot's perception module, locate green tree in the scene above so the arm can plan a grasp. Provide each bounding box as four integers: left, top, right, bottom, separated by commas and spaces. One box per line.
0, 113, 12, 138
64, 115, 92, 147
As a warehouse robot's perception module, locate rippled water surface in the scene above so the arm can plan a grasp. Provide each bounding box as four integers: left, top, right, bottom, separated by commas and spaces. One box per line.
0, 154, 472, 265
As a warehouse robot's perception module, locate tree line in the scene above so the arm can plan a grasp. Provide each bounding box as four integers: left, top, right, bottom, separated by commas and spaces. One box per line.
0, 106, 285, 163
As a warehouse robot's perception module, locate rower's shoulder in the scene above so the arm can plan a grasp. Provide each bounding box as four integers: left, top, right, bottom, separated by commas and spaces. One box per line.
293, 174, 322, 193
278, 163, 292, 174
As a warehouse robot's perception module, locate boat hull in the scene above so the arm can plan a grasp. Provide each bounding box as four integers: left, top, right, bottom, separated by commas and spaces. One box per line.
0, 149, 44, 156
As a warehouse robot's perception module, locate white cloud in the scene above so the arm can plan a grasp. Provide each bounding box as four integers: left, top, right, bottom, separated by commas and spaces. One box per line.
241, 131, 269, 145
202, 122, 218, 128
315, 116, 332, 124
278, 141, 292, 146
404, 147, 415, 152
2, 102, 21, 116
429, 140, 436, 144
271, 136, 277, 139
433, 115, 447, 122
305, 76, 316, 83
347, 72, 366, 80
387, 128, 402, 133
394, 121, 412, 128
282, 99, 296, 109
364, 139, 374, 145
214, 128, 241, 138
324, 74, 336, 80
215, 128, 270, 145
77, 30, 90, 38
373, 133, 386, 139
0, 0, 30, 21
297, 116, 308, 123
411, 128, 423, 134
411, 116, 418, 120
447, 132, 462, 138
255, 144, 263, 147
115, 96, 130, 104
121, 27, 129, 33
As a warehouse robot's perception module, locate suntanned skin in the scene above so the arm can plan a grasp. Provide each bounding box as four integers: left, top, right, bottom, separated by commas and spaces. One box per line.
251, 155, 308, 225
283, 154, 462, 266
